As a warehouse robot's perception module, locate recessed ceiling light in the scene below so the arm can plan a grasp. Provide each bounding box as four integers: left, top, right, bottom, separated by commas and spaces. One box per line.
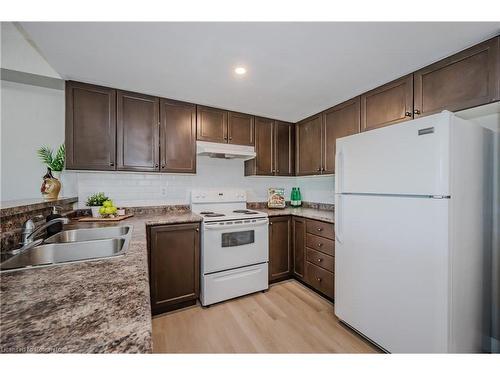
234, 67, 247, 75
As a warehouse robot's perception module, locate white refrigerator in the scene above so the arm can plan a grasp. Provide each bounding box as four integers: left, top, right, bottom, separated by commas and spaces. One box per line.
334, 111, 492, 353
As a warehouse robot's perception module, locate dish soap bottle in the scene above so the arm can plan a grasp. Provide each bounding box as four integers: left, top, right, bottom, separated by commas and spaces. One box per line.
296, 188, 302, 207
46, 206, 63, 237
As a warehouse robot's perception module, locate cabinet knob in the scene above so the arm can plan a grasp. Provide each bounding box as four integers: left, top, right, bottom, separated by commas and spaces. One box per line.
161, 164, 166, 169
155, 163, 159, 168
317, 243, 323, 247
276, 169, 280, 173
195, 228, 199, 232
269, 222, 273, 225
413, 109, 421, 115
229, 137, 232, 140
317, 167, 321, 172
110, 162, 114, 166
317, 228, 322, 231
317, 258, 323, 262
316, 277, 322, 282
405, 111, 412, 117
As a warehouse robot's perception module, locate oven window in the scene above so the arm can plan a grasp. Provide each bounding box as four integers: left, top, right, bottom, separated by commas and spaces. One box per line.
222, 230, 255, 247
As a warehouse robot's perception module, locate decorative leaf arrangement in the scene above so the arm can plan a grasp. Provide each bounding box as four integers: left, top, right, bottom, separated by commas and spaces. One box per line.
37, 144, 65, 172
86, 192, 110, 207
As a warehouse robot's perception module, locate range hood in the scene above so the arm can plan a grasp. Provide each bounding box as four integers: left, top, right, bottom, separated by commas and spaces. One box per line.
196, 141, 256, 160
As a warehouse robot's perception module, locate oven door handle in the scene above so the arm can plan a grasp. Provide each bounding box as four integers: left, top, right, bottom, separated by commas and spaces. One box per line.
204, 218, 269, 230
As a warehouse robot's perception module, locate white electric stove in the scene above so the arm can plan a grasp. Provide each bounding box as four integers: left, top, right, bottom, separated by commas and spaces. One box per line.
191, 190, 269, 306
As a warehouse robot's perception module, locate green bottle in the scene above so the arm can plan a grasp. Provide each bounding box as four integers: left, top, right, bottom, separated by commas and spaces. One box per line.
291, 187, 300, 207
296, 188, 302, 207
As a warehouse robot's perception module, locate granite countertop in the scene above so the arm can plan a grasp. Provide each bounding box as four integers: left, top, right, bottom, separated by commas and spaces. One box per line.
0, 197, 78, 217
257, 207, 334, 224
0, 211, 202, 354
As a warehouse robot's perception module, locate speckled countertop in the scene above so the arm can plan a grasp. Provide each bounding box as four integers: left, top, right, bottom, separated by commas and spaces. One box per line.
256, 207, 334, 224
0, 211, 202, 354
0, 206, 331, 353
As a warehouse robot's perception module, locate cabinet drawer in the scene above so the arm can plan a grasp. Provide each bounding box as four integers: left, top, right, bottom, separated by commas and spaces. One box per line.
306, 233, 334, 256
306, 219, 334, 240
306, 248, 334, 272
305, 262, 334, 299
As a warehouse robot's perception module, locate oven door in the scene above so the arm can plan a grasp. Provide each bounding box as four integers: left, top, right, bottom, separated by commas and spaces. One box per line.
202, 217, 269, 274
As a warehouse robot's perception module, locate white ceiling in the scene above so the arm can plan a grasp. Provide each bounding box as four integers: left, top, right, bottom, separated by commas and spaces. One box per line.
20, 22, 500, 122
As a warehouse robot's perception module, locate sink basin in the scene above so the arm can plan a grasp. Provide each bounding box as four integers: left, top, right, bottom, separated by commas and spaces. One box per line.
45, 226, 131, 243
0, 225, 132, 273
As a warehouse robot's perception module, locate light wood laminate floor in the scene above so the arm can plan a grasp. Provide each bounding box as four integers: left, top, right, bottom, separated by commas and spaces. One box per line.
152, 280, 381, 353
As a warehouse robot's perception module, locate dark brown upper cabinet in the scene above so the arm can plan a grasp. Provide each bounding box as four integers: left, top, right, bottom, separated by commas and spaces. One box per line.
148, 222, 200, 315
322, 97, 361, 174
65, 81, 116, 170
296, 114, 323, 175
160, 99, 197, 173
269, 216, 292, 283
274, 121, 295, 176
245, 117, 274, 175
196, 105, 228, 143
228, 111, 254, 146
245, 118, 294, 176
360, 74, 414, 132
116, 91, 159, 172
414, 36, 500, 118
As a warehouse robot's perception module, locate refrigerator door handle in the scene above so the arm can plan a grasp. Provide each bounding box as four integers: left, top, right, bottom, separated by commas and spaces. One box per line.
335, 194, 343, 244
336, 149, 344, 193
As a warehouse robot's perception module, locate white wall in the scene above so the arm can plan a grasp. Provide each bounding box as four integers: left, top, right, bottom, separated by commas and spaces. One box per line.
1, 22, 60, 78
1, 22, 65, 202
66, 157, 334, 208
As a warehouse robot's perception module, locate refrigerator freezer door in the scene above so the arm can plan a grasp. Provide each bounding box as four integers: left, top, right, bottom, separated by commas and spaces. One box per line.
335, 111, 452, 196
334, 194, 449, 353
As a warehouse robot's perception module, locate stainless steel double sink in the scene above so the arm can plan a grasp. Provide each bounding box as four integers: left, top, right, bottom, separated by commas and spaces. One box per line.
0, 225, 133, 273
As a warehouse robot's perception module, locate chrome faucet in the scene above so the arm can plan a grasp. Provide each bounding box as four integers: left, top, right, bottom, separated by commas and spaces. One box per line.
6, 216, 69, 255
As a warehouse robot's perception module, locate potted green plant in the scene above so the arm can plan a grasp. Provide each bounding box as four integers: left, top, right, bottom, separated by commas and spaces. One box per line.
37, 144, 65, 179
86, 192, 110, 218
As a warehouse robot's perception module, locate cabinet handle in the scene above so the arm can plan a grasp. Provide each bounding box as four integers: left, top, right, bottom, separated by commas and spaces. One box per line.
317, 243, 323, 247
110, 162, 114, 167
413, 109, 421, 115
317, 167, 321, 172
317, 258, 323, 262
155, 163, 159, 168
161, 164, 166, 169
405, 111, 412, 117
269, 222, 273, 225
317, 228, 323, 232
316, 277, 322, 282
195, 228, 199, 232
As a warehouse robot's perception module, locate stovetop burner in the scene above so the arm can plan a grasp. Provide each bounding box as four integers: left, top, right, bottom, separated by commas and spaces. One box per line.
233, 209, 259, 214
202, 212, 225, 217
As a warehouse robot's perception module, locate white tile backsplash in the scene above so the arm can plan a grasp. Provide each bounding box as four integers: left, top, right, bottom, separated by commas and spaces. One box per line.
62, 156, 335, 208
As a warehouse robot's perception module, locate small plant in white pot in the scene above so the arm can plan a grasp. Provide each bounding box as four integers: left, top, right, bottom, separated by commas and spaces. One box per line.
86, 192, 109, 218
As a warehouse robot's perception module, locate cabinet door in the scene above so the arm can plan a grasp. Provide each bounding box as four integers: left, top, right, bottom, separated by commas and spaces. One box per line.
322, 97, 360, 174
269, 216, 292, 282
275, 121, 295, 176
414, 36, 500, 117
292, 217, 306, 280
149, 223, 200, 314
296, 114, 322, 175
65, 81, 116, 170
250, 117, 274, 175
160, 99, 196, 173
116, 91, 159, 172
196, 105, 228, 143
228, 111, 254, 146
360, 75, 413, 132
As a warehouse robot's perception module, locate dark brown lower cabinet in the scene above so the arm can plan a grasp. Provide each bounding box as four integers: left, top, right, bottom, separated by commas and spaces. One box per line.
292, 217, 305, 280
269, 216, 292, 282
148, 222, 200, 315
